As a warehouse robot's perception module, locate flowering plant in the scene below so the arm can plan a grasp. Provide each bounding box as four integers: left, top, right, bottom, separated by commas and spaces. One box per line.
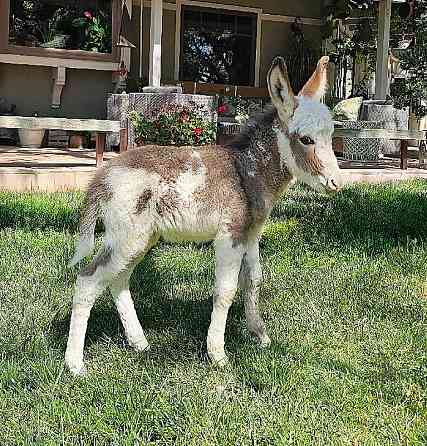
129, 104, 216, 146
72, 10, 111, 53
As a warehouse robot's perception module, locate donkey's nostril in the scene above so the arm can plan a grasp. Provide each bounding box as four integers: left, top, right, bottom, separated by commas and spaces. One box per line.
331, 179, 338, 189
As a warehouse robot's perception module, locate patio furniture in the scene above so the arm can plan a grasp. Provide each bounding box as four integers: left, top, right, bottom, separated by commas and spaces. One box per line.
179, 81, 269, 98
217, 121, 242, 145
0, 116, 124, 167
359, 101, 409, 156
333, 128, 427, 170
341, 120, 383, 161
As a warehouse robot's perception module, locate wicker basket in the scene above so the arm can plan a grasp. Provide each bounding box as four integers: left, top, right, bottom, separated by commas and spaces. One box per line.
342, 120, 383, 161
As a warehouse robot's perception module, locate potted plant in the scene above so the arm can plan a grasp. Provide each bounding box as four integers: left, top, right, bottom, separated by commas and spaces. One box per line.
73, 10, 112, 53
18, 113, 45, 149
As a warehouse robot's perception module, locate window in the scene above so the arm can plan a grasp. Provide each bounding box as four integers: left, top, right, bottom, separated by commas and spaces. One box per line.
1, 0, 120, 60
180, 6, 257, 86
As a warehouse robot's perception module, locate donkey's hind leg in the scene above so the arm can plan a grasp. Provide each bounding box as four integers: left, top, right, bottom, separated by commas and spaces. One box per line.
65, 244, 119, 375
110, 236, 159, 352
65, 234, 153, 375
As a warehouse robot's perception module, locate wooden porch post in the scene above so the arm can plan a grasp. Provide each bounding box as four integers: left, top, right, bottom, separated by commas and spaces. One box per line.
149, 0, 163, 87
375, 0, 392, 100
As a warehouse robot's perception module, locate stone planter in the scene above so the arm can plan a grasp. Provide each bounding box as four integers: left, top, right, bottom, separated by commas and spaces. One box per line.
18, 128, 45, 148
107, 92, 217, 149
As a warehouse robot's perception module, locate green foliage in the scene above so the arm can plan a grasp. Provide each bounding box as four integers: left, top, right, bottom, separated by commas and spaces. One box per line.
390, 1, 427, 118
9, 1, 112, 53
323, 0, 375, 38
324, 4, 378, 98
72, 10, 112, 53
129, 105, 217, 146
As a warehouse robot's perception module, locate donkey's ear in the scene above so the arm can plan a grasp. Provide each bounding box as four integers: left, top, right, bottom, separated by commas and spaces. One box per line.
298, 56, 329, 101
267, 57, 296, 124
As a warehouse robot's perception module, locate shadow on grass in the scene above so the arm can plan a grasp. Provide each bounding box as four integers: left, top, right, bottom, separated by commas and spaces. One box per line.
50, 252, 247, 363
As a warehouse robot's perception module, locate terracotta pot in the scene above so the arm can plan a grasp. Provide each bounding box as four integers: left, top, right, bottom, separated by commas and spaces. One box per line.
69, 134, 88, 149
18, 128, 46, 148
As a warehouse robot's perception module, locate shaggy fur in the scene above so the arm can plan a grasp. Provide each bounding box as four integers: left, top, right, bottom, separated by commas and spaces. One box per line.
65, 56, 343, 375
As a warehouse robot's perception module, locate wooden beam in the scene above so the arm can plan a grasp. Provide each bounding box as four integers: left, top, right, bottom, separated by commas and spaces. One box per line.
261, 14, 322, 26
333, 128, 426, 140
400, 139, 409, 169
120, 128, 129, 152
51, 66, 66, 108
0, 116, 121, 132
375, 0, 392, 99
149, 0, 163, 86
0, 53, 117, 71
96, 133, 106, 167
139, 0, 144, 79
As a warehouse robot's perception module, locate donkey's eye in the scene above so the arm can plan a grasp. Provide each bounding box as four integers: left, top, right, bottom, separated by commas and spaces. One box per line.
300, 136, 315, 145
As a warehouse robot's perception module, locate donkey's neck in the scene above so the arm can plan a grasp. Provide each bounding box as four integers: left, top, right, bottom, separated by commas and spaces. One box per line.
228, 107, 292, 218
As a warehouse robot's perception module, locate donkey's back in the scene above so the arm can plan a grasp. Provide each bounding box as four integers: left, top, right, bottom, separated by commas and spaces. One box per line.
72, 144, 249, 265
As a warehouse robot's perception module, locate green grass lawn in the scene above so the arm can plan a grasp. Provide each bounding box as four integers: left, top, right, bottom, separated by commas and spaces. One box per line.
1, 181, 427, 445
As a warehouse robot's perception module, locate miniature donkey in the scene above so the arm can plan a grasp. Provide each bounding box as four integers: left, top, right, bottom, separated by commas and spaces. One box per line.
66, 56, 343, 375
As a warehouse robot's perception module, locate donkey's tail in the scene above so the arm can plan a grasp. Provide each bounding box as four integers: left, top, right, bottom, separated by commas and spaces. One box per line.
68, 197, 98, 267
69, 169, 112, 267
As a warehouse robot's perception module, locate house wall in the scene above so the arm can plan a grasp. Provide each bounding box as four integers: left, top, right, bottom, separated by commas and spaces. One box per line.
156, 0, 323, 18
260, 22, 321, 88
131, 6, 177, 84
0, 63, 112, 118
130, 0, 323, 87
0, 0, 323, 118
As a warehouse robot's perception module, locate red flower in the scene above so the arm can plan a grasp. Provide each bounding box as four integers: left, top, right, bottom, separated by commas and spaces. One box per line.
84, 11, 93, 19
193, 127, 203, 137
218, 104, 228, 114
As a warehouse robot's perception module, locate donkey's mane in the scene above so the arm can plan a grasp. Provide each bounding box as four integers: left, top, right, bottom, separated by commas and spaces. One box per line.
227, 105, 278, 152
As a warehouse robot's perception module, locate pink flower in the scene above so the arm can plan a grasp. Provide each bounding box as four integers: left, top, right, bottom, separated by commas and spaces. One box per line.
84, 11, 93, 19
193, 127, 203, 137
218, 104, 228, 114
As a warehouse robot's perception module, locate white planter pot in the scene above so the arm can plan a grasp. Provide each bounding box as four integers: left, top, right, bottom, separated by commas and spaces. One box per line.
18, 129, 45, 148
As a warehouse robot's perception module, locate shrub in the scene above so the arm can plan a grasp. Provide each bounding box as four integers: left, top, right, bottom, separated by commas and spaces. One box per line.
129, 104, 216, 146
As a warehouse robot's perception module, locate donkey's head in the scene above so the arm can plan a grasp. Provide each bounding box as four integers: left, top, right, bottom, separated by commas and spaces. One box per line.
268, 56, 343, 194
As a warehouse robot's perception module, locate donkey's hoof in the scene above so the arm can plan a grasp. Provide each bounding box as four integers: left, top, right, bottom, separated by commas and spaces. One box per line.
133, 340, 150, 352
209, 353, 229, 368
66, 361, 87, 376
259, 335, 271, 349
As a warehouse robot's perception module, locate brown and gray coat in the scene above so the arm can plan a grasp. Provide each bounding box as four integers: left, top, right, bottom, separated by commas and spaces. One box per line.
65, 56, 343, 375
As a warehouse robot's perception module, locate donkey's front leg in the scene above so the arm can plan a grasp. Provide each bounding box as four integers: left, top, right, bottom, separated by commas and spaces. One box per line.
207, 238, 244, 366
239, 240, 271, 347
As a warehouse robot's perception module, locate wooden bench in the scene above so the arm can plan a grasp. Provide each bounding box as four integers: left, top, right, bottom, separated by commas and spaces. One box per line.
0, 116, 127, 167
333, 128, 427, 170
